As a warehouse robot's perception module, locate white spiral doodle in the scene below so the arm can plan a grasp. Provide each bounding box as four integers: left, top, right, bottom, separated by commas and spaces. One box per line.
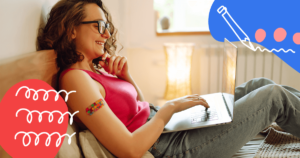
15, 86, 76, 102
15, 131, 76, 147
16, 109, 79, 125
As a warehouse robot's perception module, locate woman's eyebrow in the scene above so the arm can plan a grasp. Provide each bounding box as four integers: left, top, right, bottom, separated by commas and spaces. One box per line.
93, 18, 107, 23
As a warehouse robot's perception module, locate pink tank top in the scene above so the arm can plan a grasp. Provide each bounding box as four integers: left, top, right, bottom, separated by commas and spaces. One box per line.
59, 68, 150, 133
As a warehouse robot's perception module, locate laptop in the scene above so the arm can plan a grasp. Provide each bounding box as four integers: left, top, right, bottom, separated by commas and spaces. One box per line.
162, 38, 238, 133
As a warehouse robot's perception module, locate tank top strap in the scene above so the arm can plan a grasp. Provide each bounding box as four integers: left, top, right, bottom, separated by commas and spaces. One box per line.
59, 68, 105, 82
59, 68, 73, 82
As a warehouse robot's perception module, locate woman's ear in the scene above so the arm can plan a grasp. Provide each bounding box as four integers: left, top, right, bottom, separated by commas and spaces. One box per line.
72, 28, 77, 39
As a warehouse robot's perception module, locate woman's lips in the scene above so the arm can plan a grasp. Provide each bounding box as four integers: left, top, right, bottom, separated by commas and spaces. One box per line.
95, 41, 104, 46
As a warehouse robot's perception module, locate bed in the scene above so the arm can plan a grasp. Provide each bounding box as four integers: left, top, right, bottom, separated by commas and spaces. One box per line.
2, 50, 299, 158
1, 0, 299, 156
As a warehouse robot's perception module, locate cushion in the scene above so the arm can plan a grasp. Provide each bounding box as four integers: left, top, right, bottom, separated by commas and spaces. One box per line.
0, 145, 12, 158
79, 129, 154, 158
55, 121, 84, 158
254, 122, 300, 157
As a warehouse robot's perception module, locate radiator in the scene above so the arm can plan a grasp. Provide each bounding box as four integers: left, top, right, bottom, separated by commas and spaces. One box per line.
192, 42, 284, 95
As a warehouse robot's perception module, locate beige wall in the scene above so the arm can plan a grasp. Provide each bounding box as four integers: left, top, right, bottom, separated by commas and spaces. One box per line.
0, 0, 299, 106
102, 0, 300, 105
0, 0, 59, 60
102, 0, 221, 53
102, 0, 222, 105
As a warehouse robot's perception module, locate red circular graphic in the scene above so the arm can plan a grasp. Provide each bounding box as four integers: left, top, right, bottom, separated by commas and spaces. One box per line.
0, 79, 69, 158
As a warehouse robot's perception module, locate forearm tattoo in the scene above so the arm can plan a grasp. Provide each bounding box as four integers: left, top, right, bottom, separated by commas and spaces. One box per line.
86, 98, 105, 115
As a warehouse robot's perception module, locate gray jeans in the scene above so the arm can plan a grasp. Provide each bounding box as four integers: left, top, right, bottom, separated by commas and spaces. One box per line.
147, 77, 300, 158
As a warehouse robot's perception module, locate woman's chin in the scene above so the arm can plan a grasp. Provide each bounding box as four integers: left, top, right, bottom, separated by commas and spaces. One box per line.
96, 51, 105, 57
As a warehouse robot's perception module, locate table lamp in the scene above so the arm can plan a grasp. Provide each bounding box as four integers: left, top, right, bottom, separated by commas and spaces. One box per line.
163, 43, 195, 100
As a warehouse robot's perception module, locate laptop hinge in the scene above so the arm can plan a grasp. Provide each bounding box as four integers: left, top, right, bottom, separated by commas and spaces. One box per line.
222, 93, 233, 120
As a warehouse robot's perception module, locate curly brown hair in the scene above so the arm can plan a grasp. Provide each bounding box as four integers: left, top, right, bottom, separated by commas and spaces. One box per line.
37, 0, 122, 72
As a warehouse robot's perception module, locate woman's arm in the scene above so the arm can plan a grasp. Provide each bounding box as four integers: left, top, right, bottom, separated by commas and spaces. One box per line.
62, 70, 174, 158
131, 102, 175, 157
121, 75, 176, 157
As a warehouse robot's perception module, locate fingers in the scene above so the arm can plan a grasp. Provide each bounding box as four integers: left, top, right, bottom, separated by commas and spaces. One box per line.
191, 96, 209, 108
199, 97, 206, 103
100, 52, 109, 67
199, 100, 210, 108
118, 57, 127, 71
189, 95, 207, 103
108, 55, 116, 74
101, 53, 126, 75
112, 56, 122, 75
200, 98, 209, 108
101, 52, 107, 60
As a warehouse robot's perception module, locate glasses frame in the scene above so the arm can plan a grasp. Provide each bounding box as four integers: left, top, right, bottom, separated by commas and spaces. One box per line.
81, 20, 110, 34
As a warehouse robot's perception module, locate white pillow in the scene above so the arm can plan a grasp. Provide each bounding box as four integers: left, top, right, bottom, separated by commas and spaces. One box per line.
79, 130, 154, 158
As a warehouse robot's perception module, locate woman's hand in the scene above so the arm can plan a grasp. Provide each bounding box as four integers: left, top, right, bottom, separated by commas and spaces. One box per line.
99, 52, 131, 80
165, 94, 210, 114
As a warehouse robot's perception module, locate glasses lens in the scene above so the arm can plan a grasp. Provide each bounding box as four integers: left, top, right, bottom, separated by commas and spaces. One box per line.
107, 24, 110, 32
99, 21, 106, 34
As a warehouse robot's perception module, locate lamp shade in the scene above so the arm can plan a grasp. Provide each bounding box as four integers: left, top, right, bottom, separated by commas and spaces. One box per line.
163, 43, 194, 100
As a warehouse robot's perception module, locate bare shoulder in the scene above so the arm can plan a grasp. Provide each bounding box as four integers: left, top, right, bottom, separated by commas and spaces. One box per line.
60, 69, 101, 108
60, 70, 97, 92
59, 69, 135, 157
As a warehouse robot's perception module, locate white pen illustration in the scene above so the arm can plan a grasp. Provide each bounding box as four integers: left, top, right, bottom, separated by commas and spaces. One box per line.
217, 5, 296, 53
14, 131, 76, 147
15, 86, 76, 102
16, 109, 79, 125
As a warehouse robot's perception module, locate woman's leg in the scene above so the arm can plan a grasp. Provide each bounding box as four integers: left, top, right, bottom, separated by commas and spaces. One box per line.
149, 77, 300, 158
235, 77, 300, 101
234, 77, 276, 101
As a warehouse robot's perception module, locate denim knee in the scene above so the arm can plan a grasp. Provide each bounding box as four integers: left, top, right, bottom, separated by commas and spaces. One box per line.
254, 77, 276, 87
261, 84, 284, 102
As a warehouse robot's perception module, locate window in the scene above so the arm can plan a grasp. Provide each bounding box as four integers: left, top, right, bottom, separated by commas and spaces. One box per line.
154, 0, 214, 36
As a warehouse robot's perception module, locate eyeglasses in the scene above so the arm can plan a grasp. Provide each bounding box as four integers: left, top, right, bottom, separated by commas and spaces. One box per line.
81, 20, 110, 34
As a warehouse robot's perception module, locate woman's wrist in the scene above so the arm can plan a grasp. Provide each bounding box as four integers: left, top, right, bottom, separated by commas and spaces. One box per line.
153, 102, 175, 126
163, 101, 175, 113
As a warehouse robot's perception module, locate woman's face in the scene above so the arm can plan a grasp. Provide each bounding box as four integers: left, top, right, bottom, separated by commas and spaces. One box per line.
73, 3, 111, 61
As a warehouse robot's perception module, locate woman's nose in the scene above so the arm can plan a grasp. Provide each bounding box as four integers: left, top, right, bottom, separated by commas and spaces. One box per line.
102, 28, 111, 39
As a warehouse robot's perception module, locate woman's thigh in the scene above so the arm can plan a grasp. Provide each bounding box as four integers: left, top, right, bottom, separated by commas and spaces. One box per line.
149, 78, 300, 158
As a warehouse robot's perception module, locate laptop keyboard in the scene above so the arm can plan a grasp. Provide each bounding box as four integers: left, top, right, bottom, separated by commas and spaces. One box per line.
190, 106, 219, 124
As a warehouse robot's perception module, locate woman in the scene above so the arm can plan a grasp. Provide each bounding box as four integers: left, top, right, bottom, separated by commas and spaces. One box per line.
37, 0, 300, 157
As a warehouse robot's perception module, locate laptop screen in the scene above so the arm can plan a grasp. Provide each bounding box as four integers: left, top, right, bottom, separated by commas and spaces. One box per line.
222, 38, 238, 120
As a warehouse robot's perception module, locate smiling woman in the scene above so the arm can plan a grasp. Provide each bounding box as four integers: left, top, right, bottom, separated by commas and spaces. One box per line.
36, 0, 157, 157
37, 0, 121, 74
35, 0, 300, 158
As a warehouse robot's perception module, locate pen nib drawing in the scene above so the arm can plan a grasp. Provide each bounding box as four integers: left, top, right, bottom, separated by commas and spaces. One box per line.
217, 6, 255, 51
217, 5, 295, 53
